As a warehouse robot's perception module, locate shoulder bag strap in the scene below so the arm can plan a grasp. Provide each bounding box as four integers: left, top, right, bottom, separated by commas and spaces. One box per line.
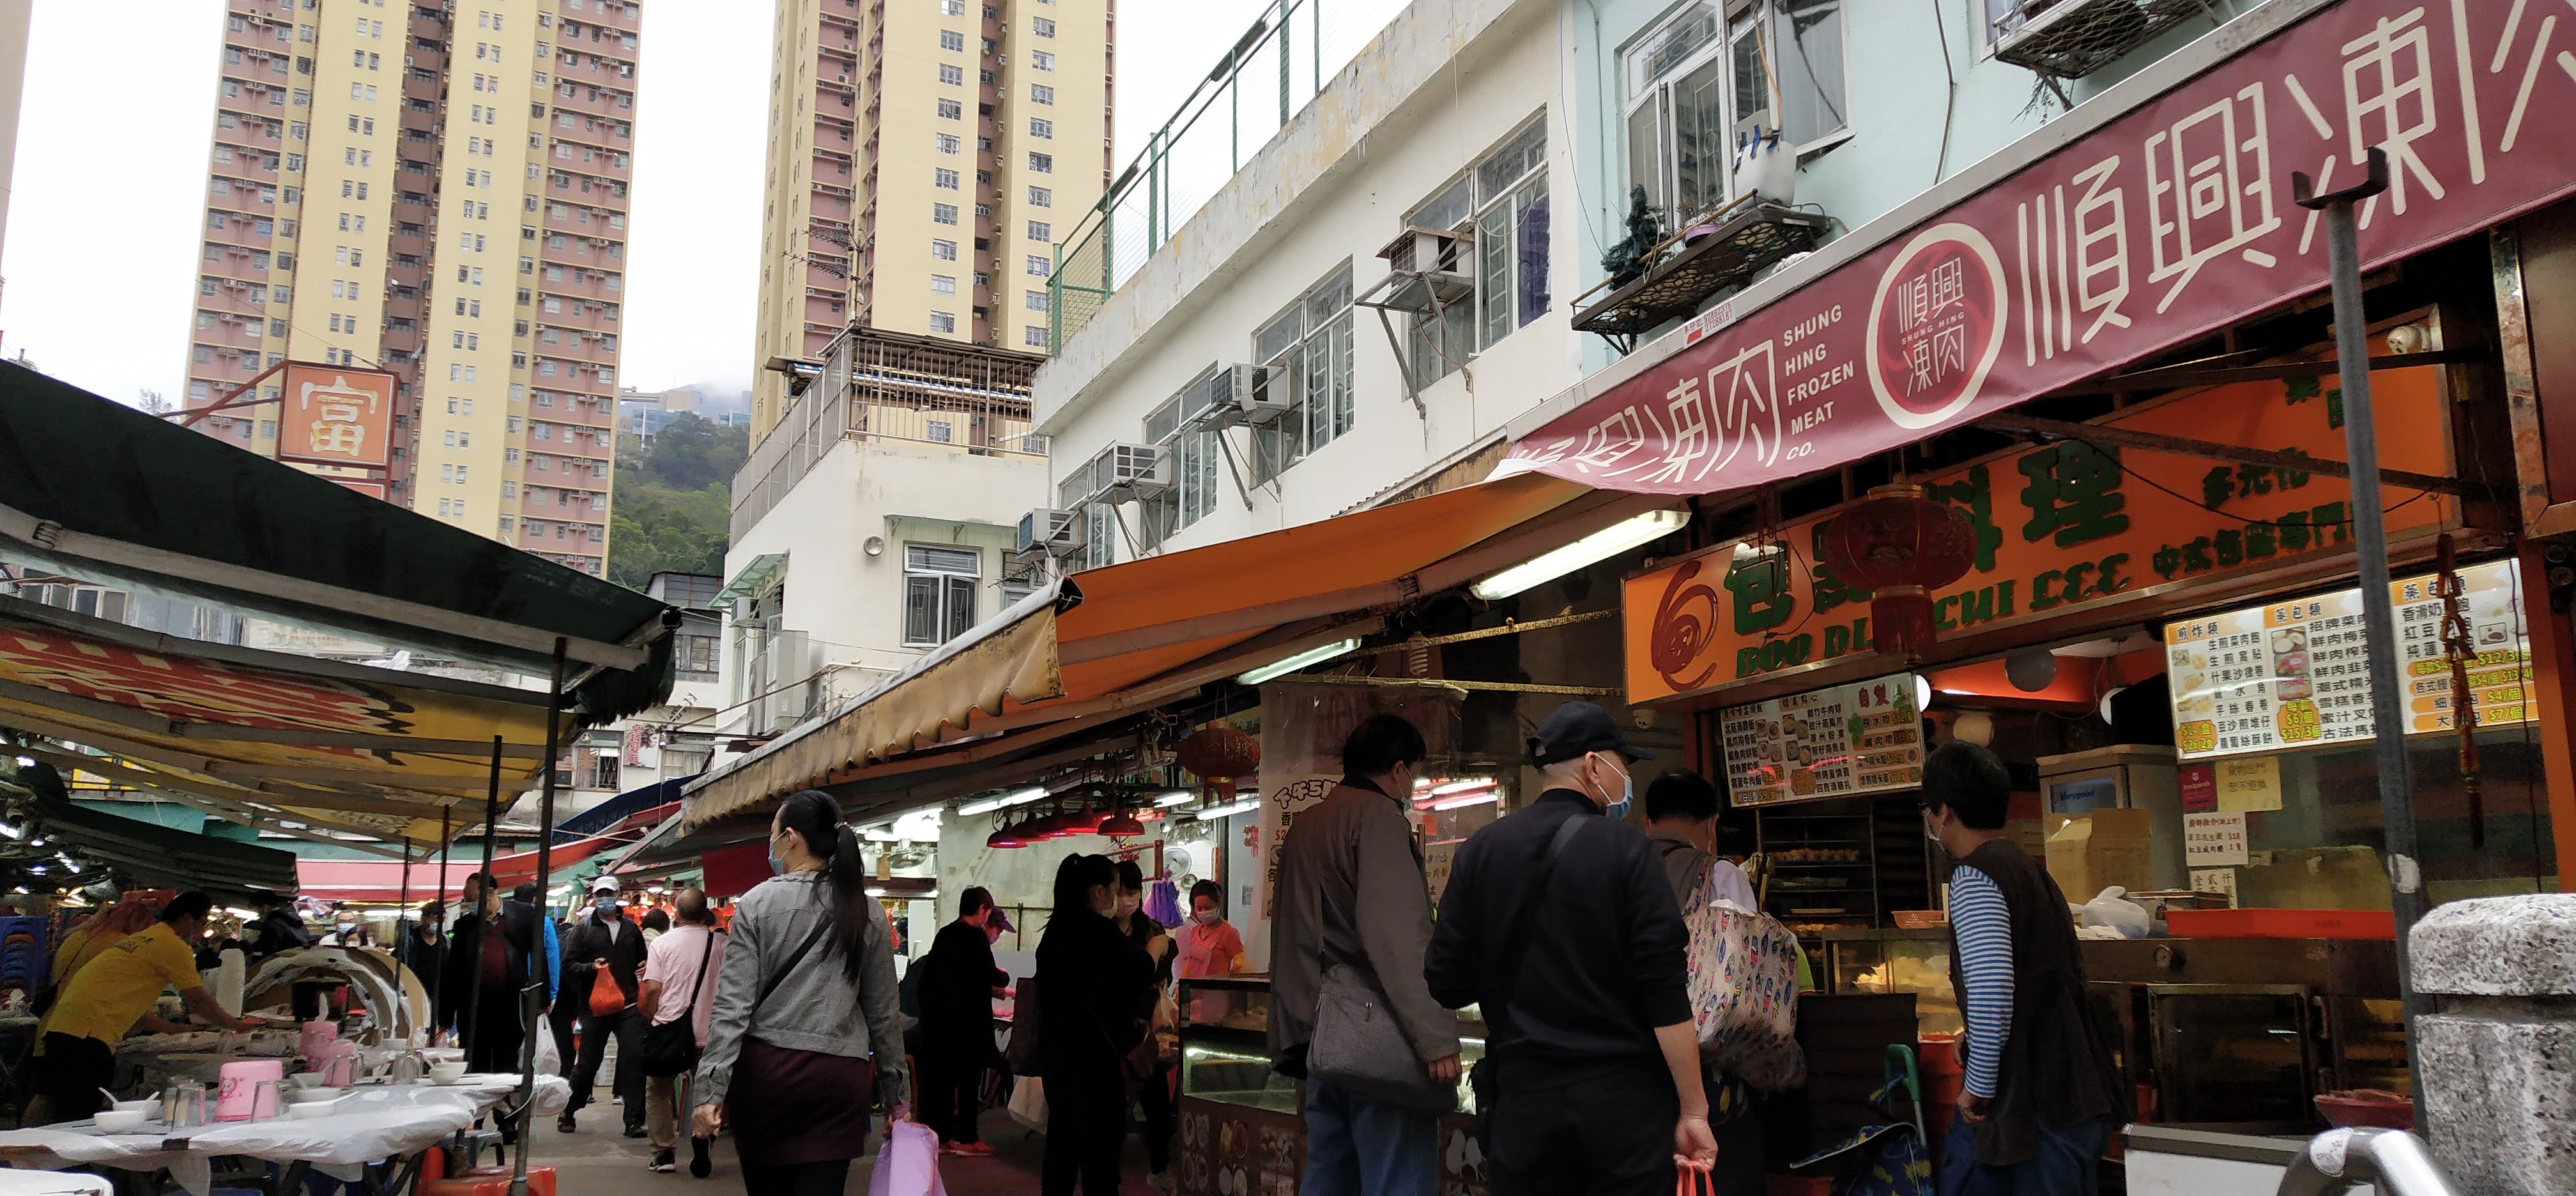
1491, 813, 1590, 1031
683, 931, 716, 1011
752, 919, 831, 1019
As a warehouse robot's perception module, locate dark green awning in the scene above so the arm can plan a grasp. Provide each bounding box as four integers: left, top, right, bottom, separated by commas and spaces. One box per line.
0, 364, 673, 720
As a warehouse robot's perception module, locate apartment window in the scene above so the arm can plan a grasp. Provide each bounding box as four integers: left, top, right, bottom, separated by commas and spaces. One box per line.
1144, 373, 1222, 535
903, 545, 980, 647
937, 133, 961, 155
931, 275, 957, 295
1031, 84, 1054, 105
1029, 118, 1053, 140
940, 29, 965, 52
1027, 152, 1052, 174
935, 168, 960, 190
1024, 289, 1048, 312
1028, 186, 1051, 207
939, 98, 962, 120
942, 0, 965, 13
939, 63, 965, 86
928, 311, 956, 334
1025, 254, 1050, 276
1026, 220, 1052, 243
931, 238, 958, 261
1255, 264, 1356, 479
1623, 0, 1845, 227
1407, 116, 1549, 390
1031, 50, 1055, 71
933, 203, 959, 224
1033, 16, 1056, 36
1024, 326, 1049, 348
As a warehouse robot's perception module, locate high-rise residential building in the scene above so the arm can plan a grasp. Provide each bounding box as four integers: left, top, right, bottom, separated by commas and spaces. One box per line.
749, 0, 1112, 438
0, 0, 32, 346
181, 0, 641, 577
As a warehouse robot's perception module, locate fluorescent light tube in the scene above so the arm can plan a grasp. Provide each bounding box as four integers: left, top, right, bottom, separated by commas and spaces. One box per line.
1153, 791, 1195, 807
1195, 798, 1262, 821
1236, 638, 1361, 687
1469, 510, 1688, 600
956, 786, 1050, 816
1429, 778, 1495, 795
1430, 792, 1500, 811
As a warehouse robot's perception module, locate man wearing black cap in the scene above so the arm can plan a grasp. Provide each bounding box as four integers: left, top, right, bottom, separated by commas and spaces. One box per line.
1426, 701, 1717, 1195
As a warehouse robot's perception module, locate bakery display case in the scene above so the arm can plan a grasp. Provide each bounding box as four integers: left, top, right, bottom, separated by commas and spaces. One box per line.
1817, 928, 1961, 1038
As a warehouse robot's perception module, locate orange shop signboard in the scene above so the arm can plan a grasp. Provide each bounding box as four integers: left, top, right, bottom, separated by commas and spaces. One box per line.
277, 364, 397, 470
1625, 364, 2458, 705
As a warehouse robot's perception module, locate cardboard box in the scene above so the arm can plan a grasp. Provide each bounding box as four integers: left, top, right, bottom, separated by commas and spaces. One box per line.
2045, 809, 2154, 901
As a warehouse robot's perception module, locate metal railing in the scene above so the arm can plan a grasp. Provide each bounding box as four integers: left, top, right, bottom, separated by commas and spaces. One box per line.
1049, 0, 1396, 351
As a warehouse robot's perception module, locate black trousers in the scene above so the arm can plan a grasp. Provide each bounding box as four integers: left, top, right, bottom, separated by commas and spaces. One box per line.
1137, 1061, 1174, 1173
36, 1032, 114, 1116
738, 1159, 850, 1196
916, 1047, 986, 1146
572, 1006, 644, 1126
1487, 1070, 1680, 1196
1041, 1066, 1126, 1196
466, 992, 524, 1075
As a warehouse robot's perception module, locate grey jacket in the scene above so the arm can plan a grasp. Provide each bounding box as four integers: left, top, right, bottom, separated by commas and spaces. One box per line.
1268, 779, 1459, 1069
690, 872, 907, 1110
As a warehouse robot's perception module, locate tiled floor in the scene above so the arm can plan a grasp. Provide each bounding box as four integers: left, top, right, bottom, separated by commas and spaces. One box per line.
537, 1100, 1154, 1195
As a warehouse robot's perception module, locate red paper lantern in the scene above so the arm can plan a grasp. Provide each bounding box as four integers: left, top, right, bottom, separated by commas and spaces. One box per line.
1177, 726, 1261, 801
1817, 483, 1978, 659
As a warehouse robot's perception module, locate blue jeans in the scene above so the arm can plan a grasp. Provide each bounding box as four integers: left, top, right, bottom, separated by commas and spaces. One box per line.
1937, 1112, 2112, 1196
1301, 1077, 1438, 1196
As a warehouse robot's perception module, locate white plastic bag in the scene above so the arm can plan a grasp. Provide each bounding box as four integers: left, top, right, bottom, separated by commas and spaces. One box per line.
867, 1119, 948, 1196
533, 1027, 562, 1077
1007, 1075, 1048, 1132
2077, 887, 2152, 939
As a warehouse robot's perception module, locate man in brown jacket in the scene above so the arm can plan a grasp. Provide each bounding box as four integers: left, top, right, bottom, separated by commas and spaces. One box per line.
1269, 713, 1460, 1196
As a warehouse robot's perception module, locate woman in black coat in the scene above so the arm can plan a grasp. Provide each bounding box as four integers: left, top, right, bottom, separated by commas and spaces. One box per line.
916, 886, 1009, 1154
1035, 854, 1154, 1196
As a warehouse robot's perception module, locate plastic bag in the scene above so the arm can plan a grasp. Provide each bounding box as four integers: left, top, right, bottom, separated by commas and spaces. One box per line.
2076, 887, 2151, 939
1007, 1075, 1048, 1133
867, 1119, 948, 1196
533, 1027, 562, 1077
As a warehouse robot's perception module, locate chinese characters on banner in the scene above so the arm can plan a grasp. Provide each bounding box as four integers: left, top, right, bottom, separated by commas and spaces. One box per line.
2166, 558, 2530, 760
1719, 673, 1924, 808
1623, 360, 2453, 703
277, 364, 397, 470
1515, 4, 2576, 495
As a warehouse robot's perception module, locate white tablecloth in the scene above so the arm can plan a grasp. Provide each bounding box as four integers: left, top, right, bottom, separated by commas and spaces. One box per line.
0, 1173, 109, 1195
0, 1075, 571, 1195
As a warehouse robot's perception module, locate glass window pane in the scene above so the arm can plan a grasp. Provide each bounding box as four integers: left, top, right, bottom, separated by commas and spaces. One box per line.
1732, 24, 1771, 134
1478, 202, 1511, 348
944, 576, 977, 641
1627, 100, 1667, 216
1303, 333, 1331, 452
1256, 307, 1303, 361
1476, 120, 1546, 206
1331, 311, 1356, 437
903, 576, 937, 645
1673, 58, 1728, 221
1409, 178, 1471, 232
1516, 182, 1551, 328
1775, 0, 1847, 144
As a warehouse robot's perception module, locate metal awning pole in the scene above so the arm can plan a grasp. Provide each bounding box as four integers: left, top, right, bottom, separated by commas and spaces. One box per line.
510, 640, 566, 1196
395, 839, 412, 1038
2296, 148, 2431, 1133
466, 737, 502, 1068
431, 808, 451, 1043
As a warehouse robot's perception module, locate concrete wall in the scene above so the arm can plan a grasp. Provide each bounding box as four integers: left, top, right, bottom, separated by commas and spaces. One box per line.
1032, 0, 1574, 554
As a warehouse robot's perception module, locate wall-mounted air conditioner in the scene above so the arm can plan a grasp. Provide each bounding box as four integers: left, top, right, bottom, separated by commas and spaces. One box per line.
1373, 224, 1475, 315
1016, 507, 1082, 557
1229, 363, 1289, 425
1092, 441, 1170, 500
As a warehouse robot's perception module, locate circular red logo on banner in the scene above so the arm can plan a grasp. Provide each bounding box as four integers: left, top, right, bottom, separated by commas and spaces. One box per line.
1864, 222, 2007, 429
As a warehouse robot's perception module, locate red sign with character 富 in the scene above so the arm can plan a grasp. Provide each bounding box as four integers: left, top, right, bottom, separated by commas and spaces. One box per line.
1510, 3, 2576, 494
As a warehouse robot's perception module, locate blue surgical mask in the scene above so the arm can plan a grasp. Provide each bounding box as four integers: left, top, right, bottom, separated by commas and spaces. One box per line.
1597, 753, 1634, 822
767, 831, 786, 877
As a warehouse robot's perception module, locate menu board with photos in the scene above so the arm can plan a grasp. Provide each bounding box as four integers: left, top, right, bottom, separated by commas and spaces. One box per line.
1721, 673, 1926, 808
2168, 559, 2532, 760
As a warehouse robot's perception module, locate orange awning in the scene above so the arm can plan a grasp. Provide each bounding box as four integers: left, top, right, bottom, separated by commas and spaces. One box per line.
681, 471, 1670, 826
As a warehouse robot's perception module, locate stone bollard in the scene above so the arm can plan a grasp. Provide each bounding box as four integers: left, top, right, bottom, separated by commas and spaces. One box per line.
2408, 893, 2576, 1195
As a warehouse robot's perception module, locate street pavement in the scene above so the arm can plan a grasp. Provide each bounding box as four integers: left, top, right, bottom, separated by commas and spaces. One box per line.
533, 1094, 1153, 1195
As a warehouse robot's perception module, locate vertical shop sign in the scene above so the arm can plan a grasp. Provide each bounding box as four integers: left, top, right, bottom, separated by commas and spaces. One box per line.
1517, 2, 2576, 496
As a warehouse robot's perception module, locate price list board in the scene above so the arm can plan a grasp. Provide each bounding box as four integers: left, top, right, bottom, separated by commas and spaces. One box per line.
2168, 559, 2531, 760
1720, 673, 1925, 808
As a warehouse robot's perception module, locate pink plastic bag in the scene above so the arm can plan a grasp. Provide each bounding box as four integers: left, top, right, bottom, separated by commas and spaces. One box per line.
868, 1119, 948, 1196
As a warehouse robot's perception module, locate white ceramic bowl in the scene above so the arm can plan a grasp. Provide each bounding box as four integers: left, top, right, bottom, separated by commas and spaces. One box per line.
112, 1099, 157, 1114
427, 1064, 468, 1084
287, 1101, 339, 1120
286, 1074, 325, 1091
93, 1110, 148, 1133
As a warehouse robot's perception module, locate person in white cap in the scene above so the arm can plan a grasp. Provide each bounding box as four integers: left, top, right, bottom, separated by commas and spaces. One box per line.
562, 873, 648, 1136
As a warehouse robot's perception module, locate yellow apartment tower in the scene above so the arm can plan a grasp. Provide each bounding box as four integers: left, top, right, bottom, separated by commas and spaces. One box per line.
182, 0, 643, 578
749, 0, 1112, 438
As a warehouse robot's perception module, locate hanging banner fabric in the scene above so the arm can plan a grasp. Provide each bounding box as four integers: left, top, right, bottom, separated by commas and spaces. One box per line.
1511, 3, 2576, 494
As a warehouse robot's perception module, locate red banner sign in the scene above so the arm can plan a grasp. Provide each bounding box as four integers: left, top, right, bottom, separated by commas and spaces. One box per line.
1512, 3, 2576, 493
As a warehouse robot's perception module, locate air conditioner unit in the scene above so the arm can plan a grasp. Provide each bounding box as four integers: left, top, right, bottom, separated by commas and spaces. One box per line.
1375, 223, 1476, 314
1016, 507, 1082, 556
1229, 363, 1290, 425
1092, 441, 1170, 500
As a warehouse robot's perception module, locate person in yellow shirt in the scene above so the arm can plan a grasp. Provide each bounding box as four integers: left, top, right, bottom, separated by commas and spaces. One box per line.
46, 897, 157, 993
36, 893, 264, 1117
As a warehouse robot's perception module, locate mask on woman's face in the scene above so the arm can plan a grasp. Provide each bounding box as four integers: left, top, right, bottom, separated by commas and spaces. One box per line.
1194, 908, 1223, 928
1116, 892, 1141, 920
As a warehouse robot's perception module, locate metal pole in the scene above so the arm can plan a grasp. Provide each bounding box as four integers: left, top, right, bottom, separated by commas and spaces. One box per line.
1279, 4, 1291, 126
466, 736, 503, 1068
2295, 147, 2431, 1131
395, 838, 412, 1033
432, 806, 451, 1043
510, 639, 566, 1196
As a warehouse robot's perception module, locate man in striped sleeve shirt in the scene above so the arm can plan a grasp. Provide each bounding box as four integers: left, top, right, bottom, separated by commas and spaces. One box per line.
1922, 742, 2121, 1195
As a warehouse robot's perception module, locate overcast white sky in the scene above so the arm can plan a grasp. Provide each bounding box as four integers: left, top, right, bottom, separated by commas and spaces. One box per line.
0, 0, 1404, 408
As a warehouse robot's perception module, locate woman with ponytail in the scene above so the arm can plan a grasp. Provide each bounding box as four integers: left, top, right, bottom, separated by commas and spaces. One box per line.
690, 790, 907, 1193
